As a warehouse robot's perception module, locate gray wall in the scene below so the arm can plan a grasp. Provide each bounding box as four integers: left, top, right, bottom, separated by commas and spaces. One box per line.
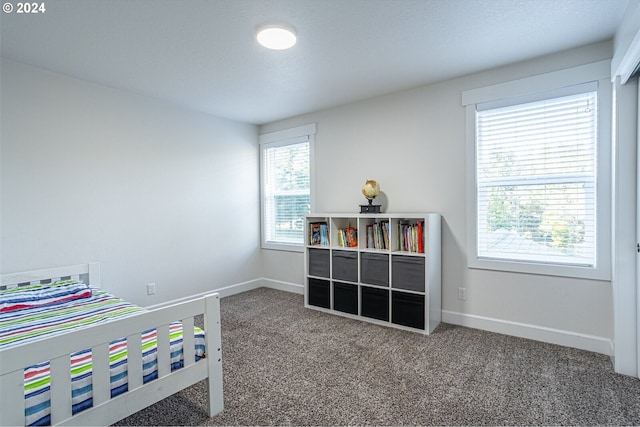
1, 60, 261, 306
260, 41, 614, 347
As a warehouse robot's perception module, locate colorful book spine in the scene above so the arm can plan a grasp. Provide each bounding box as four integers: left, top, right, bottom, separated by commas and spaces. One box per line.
382, 221, 390, 249
396, 220, 424, 253
309, 222, 329, 246
366, 225, 374, 248
320, 223, 329, 246
346, 226, 358, 247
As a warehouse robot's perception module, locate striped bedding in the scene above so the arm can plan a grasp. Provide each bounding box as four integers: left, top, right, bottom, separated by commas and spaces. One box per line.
0, 281, 206, 426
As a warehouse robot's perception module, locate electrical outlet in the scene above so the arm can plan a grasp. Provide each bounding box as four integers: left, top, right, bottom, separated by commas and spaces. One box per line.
147, 283, 156, 295
458, 287, 467, 300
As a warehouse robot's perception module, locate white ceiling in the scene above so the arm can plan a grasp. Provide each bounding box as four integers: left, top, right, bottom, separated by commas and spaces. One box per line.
0, 0, 630, 124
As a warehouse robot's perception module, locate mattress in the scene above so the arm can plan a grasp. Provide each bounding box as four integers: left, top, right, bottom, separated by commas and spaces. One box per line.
0, 281, 206, 426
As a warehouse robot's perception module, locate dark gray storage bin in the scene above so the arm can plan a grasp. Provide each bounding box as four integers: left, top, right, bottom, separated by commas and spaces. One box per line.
392, 255, 425, 292
332, 250, 358, 282
333, 282, 358, 315
308, 278, 330, 309
392, 291, 425, 329
308, 248, 330, 278
360, 253, 389, 286
361, 286, 389, 321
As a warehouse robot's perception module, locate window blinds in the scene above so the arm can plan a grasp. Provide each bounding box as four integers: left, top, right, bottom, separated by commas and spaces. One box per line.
262, 139, 310, 245
475, 88, 597, 266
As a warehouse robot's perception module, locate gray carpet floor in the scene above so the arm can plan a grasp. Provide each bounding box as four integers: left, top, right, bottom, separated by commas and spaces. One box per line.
114, 287, 640, 426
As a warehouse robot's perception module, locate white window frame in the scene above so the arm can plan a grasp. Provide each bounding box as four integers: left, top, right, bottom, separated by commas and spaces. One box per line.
259, 123, 316, 252
462, 61, 612, 280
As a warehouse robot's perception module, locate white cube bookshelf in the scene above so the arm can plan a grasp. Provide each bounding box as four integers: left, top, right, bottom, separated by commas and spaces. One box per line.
304, 213, 441, 334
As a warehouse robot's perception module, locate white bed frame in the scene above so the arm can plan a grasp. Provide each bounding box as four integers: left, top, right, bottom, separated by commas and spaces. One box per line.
0, 263, 224, 426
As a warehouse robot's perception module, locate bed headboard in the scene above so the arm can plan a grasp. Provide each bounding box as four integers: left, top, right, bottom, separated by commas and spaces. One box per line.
0, 262, 101, 290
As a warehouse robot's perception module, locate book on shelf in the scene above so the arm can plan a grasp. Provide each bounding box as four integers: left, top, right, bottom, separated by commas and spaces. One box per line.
346, 226, 358, 247
396, 220, 424, 253
366, 221, 389, 249
309, 222, 329, 246
337, 226, 358, 247
382, 221, 390, 249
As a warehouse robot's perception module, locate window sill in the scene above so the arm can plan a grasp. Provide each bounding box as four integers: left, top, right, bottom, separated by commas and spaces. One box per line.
468, 257, 611, 281
261, 242, 304, 253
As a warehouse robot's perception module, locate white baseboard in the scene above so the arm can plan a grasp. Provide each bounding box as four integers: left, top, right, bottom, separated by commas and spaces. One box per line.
260, 278, 304, 294
144, 278, 263, 310
216, 278, 303, 296
144, 278, 303, 310
442, 310, 612, 356
214, 279, 264, 298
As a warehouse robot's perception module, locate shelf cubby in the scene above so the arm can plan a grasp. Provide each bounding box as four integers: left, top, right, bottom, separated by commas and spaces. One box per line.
330, 216, 359, 249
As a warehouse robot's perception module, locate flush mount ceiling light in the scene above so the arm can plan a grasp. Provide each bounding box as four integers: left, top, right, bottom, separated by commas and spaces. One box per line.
256, 24, 297, 50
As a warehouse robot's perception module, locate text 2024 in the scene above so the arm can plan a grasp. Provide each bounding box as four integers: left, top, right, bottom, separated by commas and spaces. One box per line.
17, 2, 45, 13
